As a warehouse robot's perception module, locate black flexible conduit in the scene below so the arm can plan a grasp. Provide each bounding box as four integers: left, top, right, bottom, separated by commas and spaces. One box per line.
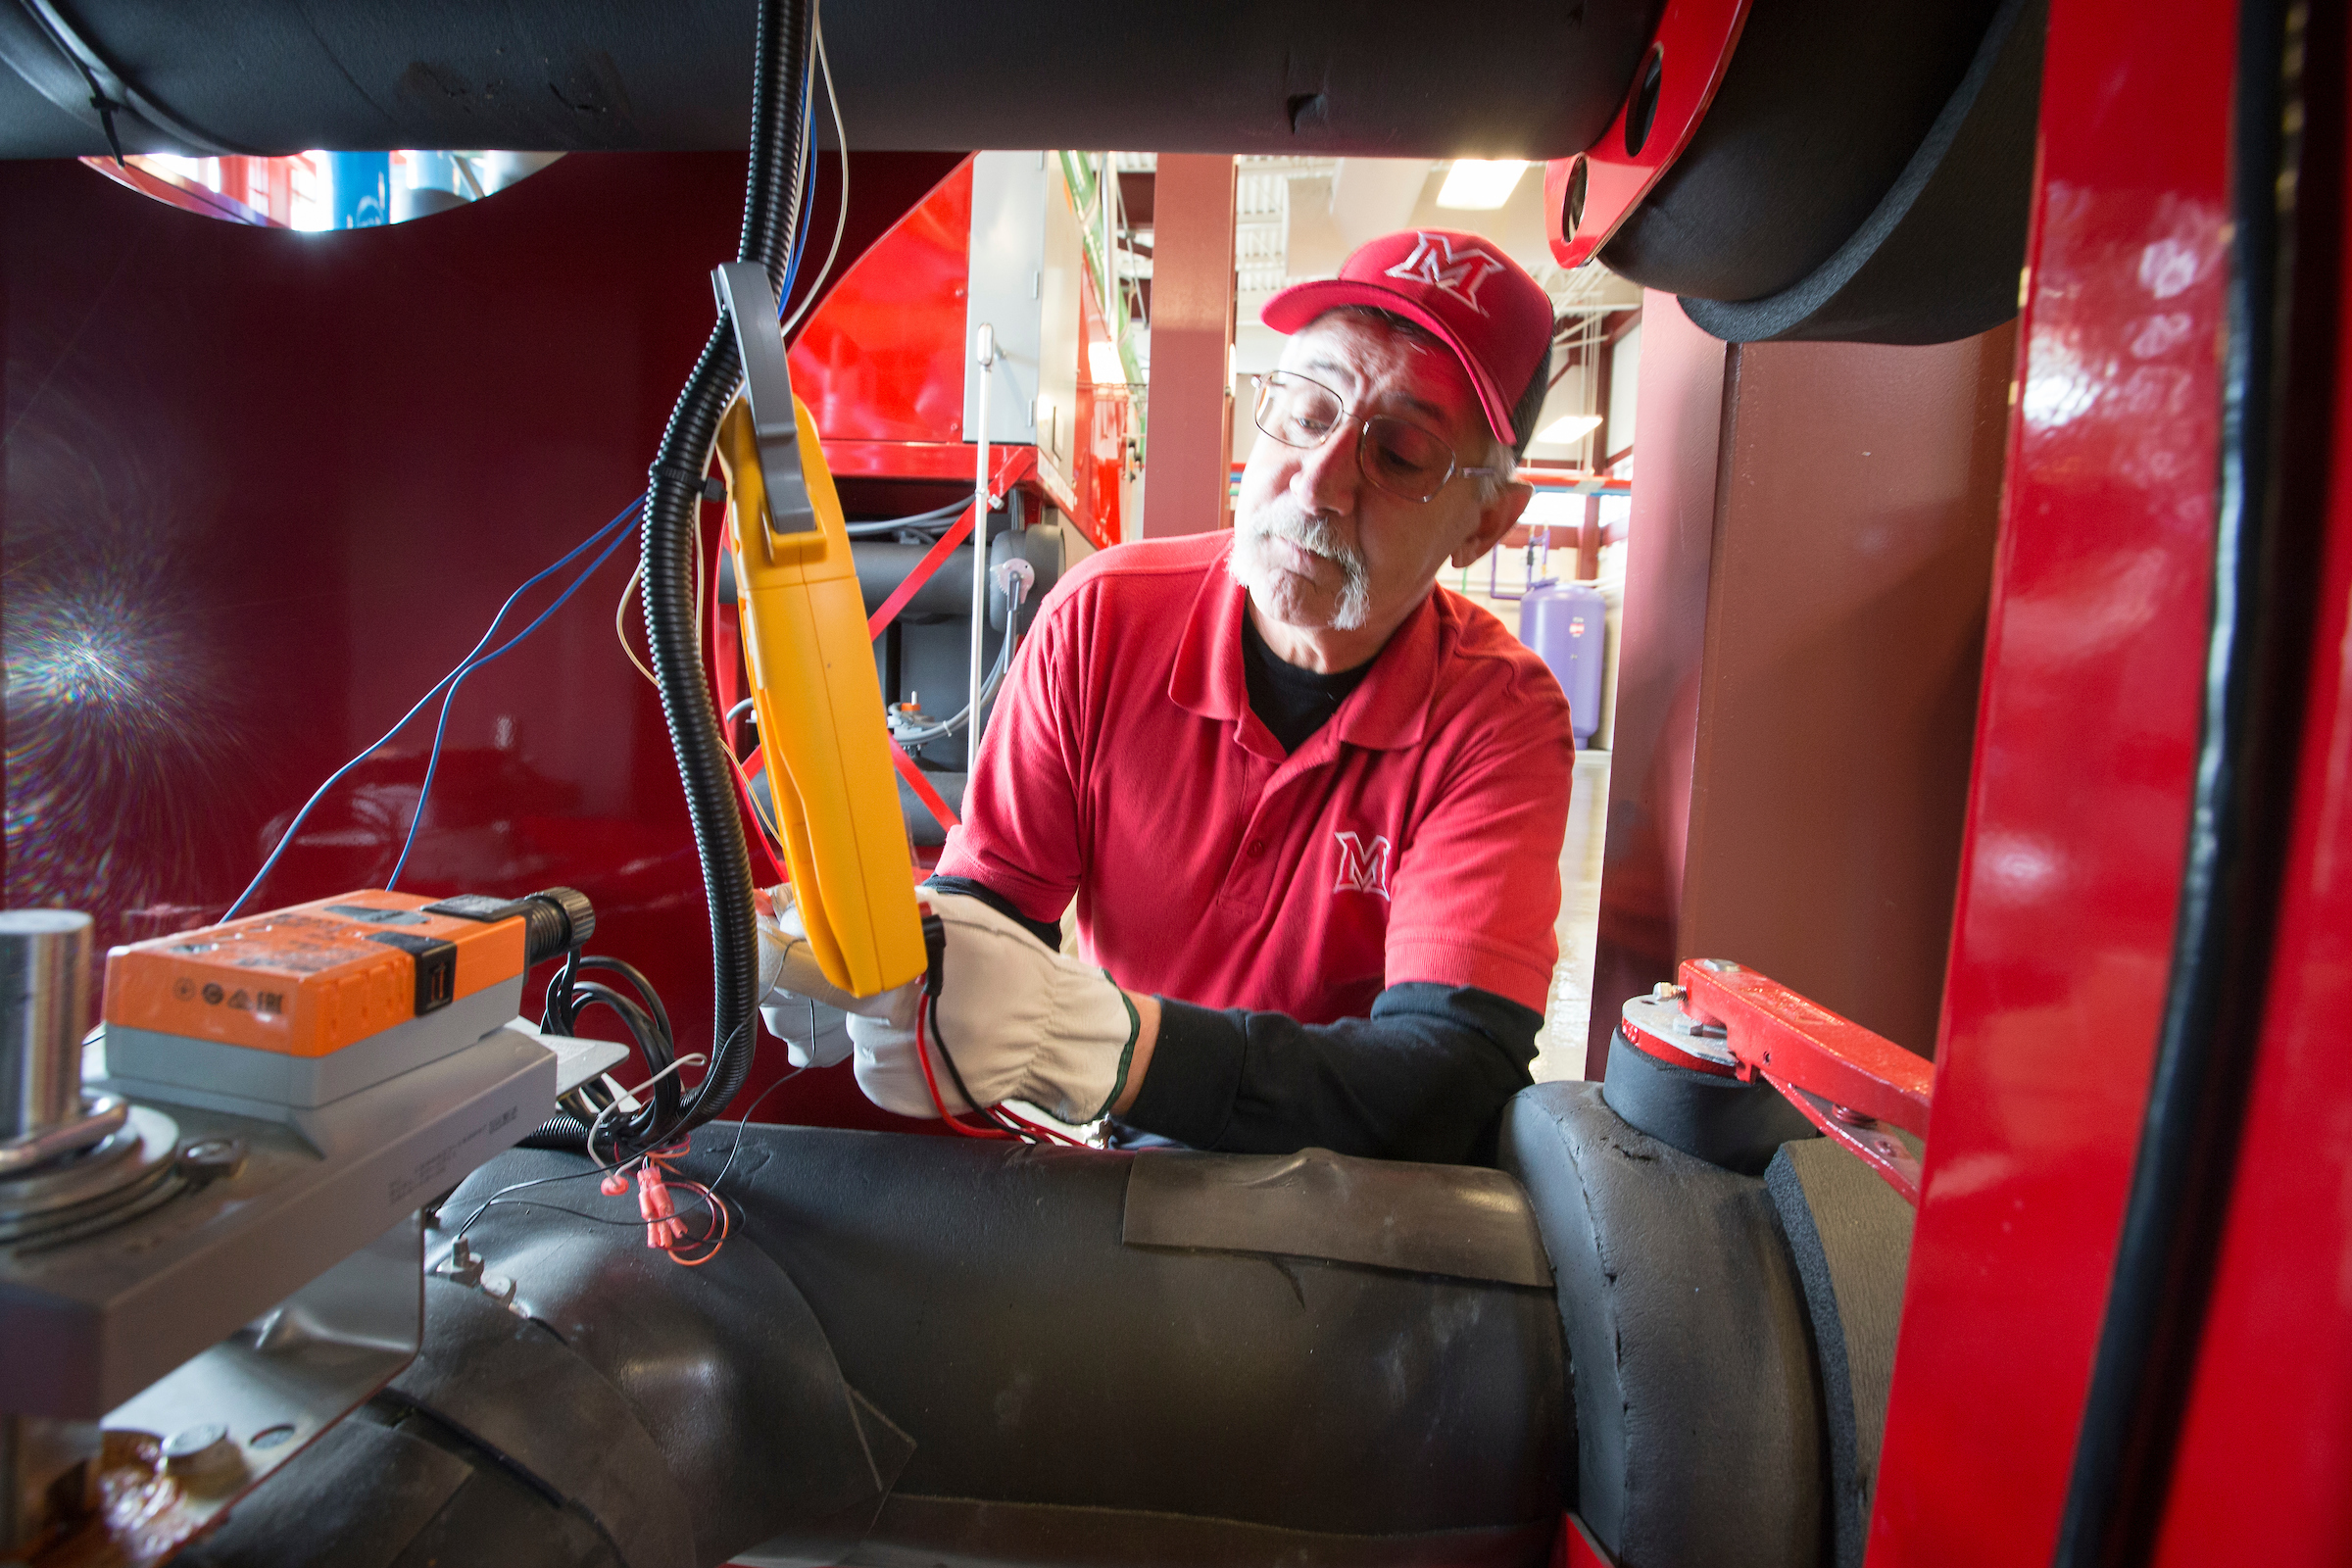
590, 0, 811, 1156
2053, 0, 2340, 1559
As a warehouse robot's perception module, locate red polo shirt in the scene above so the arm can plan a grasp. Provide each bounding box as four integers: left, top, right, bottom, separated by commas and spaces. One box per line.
938, 530, 1573, 1020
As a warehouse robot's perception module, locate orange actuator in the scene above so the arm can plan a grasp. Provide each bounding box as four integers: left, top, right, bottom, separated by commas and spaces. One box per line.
103, 890, 533, 1056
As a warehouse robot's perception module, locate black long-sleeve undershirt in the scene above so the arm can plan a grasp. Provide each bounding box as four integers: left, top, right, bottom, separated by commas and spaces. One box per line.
1123, 984, 1542, 1166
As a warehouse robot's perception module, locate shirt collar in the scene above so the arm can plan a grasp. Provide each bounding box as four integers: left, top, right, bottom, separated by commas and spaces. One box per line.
1169, 536, 1440, 756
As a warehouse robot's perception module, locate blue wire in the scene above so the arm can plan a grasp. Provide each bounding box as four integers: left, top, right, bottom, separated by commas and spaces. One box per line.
772, 59, 817, 323
774, 158, 812, 320
224, 498, 642, 919
383, 513, 638, 889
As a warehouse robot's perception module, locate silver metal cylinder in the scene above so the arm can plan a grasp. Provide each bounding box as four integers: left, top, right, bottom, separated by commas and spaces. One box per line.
0, 910, 93, 1143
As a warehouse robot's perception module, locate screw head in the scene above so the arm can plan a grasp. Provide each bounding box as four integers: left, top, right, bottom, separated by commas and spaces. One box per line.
161, 1423, 228, 1460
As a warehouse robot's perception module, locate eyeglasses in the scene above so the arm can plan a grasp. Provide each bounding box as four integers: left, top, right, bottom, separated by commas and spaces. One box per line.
1250, 370, 1508, 504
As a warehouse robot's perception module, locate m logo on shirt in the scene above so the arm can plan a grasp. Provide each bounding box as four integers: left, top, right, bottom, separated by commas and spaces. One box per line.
1332, 831, 1393, 900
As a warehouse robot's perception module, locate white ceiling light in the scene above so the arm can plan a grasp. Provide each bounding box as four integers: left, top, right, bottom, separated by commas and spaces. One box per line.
1535, 414, 1603, 444
1436, 159, 1530, 211
1088, 342, 1128, 384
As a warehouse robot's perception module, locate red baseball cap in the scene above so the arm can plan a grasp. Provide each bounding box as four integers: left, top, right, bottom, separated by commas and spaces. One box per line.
1261, 228, 1554, 446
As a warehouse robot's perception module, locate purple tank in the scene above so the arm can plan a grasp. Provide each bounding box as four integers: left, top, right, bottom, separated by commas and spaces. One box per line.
1520, 580, 1608, 746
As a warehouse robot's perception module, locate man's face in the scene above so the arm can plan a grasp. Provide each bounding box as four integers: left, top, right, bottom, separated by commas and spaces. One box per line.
1231, 311, 1523, 644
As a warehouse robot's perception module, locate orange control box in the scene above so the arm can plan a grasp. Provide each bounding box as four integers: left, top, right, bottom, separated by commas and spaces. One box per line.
103, 891, 526, 1058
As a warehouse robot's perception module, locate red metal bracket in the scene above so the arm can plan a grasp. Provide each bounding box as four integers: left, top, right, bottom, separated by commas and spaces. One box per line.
1619, 959, 1934, 1204
1543, 0, 1754, 270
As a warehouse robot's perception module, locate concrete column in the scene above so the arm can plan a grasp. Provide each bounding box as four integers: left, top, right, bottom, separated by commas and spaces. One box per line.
1140, 155, 1236, 538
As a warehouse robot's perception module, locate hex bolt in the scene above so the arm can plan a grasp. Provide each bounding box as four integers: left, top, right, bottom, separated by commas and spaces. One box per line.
444, 1238, 484, 1287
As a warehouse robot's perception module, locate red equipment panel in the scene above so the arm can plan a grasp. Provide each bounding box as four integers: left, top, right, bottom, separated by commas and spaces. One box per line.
789, 159, 973, 446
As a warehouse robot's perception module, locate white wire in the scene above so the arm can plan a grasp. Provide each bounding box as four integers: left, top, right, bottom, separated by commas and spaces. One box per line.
615, 563, 658, 688
779, 10, 850, 338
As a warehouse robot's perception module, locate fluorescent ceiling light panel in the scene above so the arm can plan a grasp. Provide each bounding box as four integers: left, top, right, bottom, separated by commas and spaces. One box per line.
1535, 414, 1602, 444
1089, 342, 1128, 383
1436, 160, 1530, 210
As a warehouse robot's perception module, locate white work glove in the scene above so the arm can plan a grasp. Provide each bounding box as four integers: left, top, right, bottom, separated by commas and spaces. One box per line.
757, 885, 918, 1068
849, 892, 1139, 1125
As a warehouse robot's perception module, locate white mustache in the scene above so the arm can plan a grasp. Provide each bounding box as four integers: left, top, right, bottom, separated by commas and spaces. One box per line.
1233, 500, 1373, 630
1242, 503, 1367, 580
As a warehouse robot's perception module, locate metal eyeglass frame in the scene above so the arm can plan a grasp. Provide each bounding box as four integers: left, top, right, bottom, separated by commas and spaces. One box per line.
1250, 370, 1511, 504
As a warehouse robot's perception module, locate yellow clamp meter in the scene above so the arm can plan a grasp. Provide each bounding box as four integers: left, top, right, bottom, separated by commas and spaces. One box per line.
711, 263, 925, 999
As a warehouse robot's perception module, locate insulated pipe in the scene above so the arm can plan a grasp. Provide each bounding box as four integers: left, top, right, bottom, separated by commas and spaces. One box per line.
0, 1, 1653, 162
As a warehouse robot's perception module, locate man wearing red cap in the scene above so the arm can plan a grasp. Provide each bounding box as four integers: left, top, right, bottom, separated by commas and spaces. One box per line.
762, 229, 1570, 1164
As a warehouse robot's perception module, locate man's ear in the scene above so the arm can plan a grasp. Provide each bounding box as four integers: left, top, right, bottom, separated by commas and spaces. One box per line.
1448, 481, 1535, 569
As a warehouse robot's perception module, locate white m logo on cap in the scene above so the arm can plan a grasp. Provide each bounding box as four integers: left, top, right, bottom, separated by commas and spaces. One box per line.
1332, 831, 1393, 900
1384, 233, 1507, 316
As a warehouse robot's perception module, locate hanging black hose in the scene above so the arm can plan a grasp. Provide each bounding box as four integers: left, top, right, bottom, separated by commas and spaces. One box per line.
617, 0, 813, 1157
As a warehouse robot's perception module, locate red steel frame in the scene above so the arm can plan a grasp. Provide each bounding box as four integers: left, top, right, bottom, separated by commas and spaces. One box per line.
1868, 0, 2228, 1548
1863, 0, 2352, 1562
2150, 31, 2352, 1551
787, 154, 1115, 552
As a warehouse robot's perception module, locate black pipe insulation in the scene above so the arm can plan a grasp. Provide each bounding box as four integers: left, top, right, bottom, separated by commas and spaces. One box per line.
619, 0, 813, 1155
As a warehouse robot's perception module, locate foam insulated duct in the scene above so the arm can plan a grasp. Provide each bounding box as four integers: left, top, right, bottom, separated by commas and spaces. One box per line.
178, 1095, 1916, 1568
